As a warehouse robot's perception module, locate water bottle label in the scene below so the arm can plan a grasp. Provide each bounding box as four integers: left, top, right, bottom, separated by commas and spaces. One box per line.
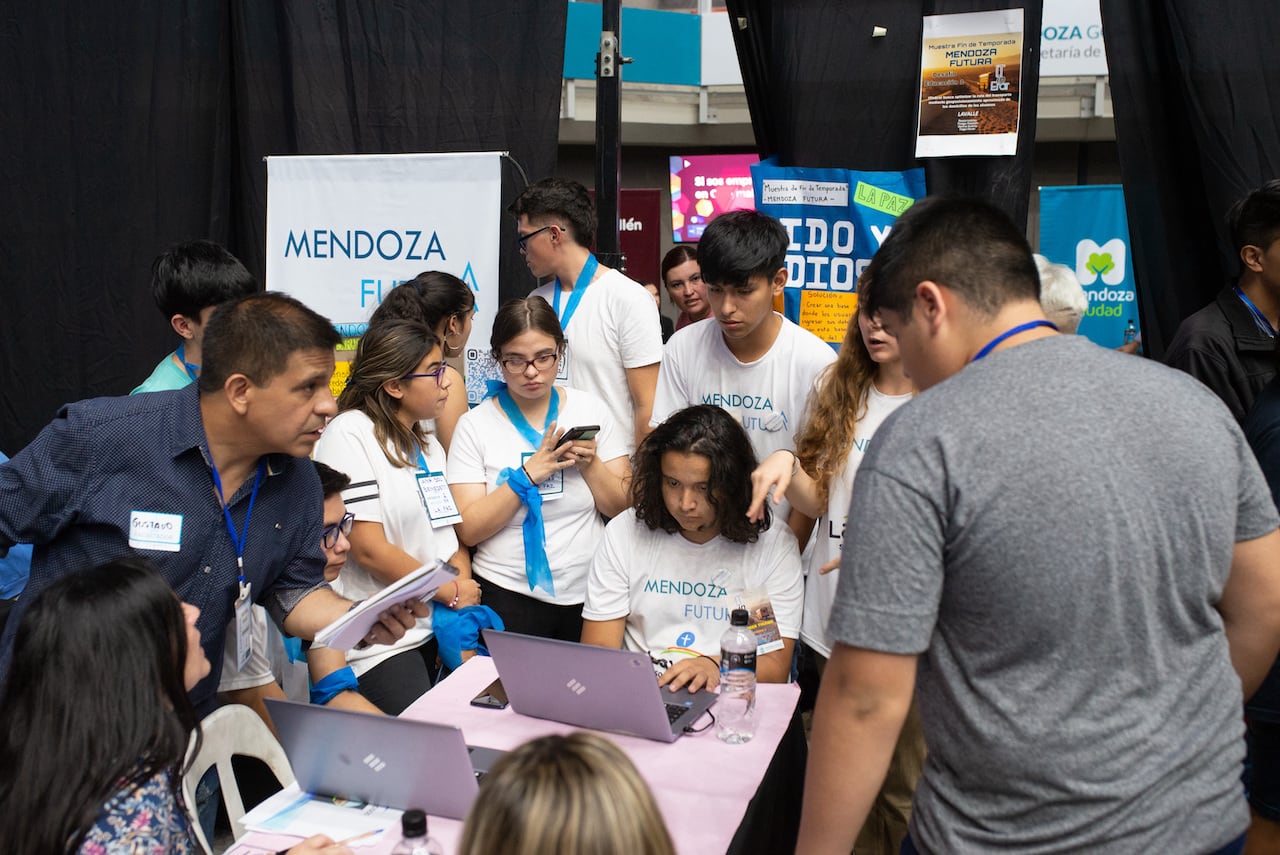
721, 649, 756, 673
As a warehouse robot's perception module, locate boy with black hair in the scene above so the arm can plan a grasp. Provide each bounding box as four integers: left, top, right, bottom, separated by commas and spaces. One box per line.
650, 210, 834, 523
511, 178, 662, 453
1166, 180, 1280, 422
132, 240, 258, 394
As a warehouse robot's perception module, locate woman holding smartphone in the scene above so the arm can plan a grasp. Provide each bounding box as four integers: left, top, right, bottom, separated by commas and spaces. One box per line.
448, 297, 631, 642
314, 319, 478, 714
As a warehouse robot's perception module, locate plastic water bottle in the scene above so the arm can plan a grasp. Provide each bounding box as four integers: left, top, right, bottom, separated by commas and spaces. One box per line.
1123, 319, 1137, 345
390, 808, 444, 855
718, 607, 757, 744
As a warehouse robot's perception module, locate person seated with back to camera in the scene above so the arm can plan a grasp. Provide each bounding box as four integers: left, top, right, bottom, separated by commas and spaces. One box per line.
581, 404, 802, 692
457, 732, 675, 855
0, 557, 348, 855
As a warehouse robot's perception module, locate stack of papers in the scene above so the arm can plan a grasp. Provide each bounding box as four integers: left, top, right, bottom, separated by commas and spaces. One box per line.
315, 560, 458, 651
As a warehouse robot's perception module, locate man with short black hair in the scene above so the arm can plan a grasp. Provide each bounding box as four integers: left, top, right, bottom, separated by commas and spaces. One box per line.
511, 178, 663, 453
650, 210, 835, 525
0, 292, 422, 715
133, 240, 258, 394
1166, 180, 1280, 421
797, 196, 1280, 855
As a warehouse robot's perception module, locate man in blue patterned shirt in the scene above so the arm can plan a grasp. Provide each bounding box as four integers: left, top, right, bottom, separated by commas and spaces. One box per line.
0, 292, 423, 713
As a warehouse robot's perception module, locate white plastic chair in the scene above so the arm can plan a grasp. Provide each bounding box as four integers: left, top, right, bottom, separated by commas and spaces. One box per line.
182, 704, 296, 854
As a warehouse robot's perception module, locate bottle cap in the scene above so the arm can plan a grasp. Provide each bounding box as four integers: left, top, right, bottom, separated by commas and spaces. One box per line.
730, 607, 749, 626
402, 808, 427, 837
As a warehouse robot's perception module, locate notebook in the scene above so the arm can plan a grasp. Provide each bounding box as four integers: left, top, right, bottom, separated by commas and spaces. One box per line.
263, 698, 504, 818
482, 629, 718, 743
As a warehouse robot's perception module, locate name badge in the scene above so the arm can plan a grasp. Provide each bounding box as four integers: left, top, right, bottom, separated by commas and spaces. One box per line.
416, 472, 462, 526
735, 586, 785, 655
128, 510, 184, 552
521, 451, 564, 500
234, 579, 254, 672
556, 348, 570, 382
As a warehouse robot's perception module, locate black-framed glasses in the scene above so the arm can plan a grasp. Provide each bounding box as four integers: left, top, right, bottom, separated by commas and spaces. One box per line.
499, 350, 560, 373
516, 225, 553, 252
321, 512, 355, 549
402, 364, 448, 386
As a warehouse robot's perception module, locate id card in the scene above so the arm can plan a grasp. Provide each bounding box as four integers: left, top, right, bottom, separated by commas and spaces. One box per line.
234, 579, 254, 671
734, 586, 785, 654
521, 451, 565, 500
556, 348, 570, 382
416, 471, 462, 526
128, 510, 183, 552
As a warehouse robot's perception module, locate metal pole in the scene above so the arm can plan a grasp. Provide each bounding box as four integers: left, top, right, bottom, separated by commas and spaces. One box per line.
594, 0, 624, 271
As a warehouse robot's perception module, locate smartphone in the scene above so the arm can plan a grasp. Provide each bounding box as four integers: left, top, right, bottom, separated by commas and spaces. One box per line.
469, 678, 509, 710
555, 424, 601, 450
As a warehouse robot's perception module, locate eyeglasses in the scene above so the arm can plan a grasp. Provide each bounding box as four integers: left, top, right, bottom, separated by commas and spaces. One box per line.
402, 364, 448, 386
321, 511, 355, 549
515, 225, 553, 252
499, 351, 560, 373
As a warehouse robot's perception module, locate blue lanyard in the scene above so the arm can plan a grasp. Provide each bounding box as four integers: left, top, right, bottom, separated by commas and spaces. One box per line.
496, 387, 560, 448
210, 459, 267, 579
1235, 286, 1278, 338
414, 446, 440, 476
552, 254, 599, 331
971, 320, 1059, 362
175, 343, 200, 382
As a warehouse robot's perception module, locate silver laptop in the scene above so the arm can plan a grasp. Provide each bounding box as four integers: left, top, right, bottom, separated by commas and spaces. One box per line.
263, 698, 504, 819
482, 629, 717, 743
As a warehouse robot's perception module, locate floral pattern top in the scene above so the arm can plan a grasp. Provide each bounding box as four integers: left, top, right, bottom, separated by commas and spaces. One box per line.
77, 769, 197, 854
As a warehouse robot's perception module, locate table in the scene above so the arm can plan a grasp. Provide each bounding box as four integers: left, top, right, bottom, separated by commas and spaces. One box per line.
235, 656, 801, 855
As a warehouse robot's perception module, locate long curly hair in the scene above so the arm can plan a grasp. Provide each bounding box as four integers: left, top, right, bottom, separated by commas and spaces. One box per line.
795, 307, 878, 502
632, 404, 767, 543
0, 558, 201, 854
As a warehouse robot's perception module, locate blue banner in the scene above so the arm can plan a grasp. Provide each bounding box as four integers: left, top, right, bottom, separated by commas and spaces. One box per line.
751, 159, 926, 347
1039, 185, 1138, 348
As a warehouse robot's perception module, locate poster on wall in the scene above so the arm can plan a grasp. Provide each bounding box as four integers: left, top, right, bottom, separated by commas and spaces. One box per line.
265, 152, 503, 405
670, 153, 759, 242
916, 8, 1024, 157
1041, 0, 1107, 77
751, 159, 927, 348
1039, 184, 1139, 348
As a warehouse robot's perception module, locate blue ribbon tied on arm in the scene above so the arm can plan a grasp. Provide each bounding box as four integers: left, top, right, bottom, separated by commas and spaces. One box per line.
496, 465, 555, 597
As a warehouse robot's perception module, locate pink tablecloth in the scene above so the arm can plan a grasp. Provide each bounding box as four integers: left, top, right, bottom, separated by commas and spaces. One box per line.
237, 656, 799, 855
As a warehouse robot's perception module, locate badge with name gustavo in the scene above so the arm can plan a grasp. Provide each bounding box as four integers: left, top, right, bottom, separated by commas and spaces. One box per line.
128, 510, 184, 552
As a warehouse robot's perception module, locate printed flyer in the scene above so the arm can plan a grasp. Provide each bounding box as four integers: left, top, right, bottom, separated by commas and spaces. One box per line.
916, 9, 1024, 157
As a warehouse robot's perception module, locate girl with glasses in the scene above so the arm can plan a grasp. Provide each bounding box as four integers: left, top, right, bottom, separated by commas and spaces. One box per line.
448, 297, 631, 642
314, 319, 479, 714
369, 270, 476, 451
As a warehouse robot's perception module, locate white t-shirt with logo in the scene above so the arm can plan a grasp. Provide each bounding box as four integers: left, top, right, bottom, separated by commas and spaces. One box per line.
447, 387, 627, 604
801, 384, 913, 658
651, 314, 836, 519
582, 508, 803, 666
532, 267, 663, 455
314, 410, 459, 676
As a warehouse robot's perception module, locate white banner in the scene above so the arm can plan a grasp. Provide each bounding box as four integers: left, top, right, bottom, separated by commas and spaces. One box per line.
1041, 0, 1107, 77
266, 152, 503, 404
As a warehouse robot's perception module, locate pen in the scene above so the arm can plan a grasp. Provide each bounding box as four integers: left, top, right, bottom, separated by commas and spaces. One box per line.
337, 828, 384, 846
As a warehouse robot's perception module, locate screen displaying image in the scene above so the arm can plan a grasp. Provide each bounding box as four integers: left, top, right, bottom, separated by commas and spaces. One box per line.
670, 153, 759, 242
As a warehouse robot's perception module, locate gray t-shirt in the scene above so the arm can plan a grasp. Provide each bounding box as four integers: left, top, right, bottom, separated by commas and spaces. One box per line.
830, 334, 1278, 854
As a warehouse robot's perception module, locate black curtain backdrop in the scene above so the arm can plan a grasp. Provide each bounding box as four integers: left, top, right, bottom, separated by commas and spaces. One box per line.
0, 1, 565, 453
725, 0, 1043, 227
1101, 0, 1280, 359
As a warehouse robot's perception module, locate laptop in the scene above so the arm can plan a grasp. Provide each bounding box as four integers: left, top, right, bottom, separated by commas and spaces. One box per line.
482, 629, 718, 743
263, 698, 504, 819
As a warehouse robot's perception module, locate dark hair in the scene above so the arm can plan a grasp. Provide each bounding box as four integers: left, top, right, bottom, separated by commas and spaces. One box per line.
199, 291, 342, 393
490, 296, 565, 359
338, 319, 440, 468
0, 558, 200, 854
314, 460, 352, 499
660, 245, 698, 287
1228, 179, 1280, 259
696, 210, 789, 287
151, 239, 258, 320
632, 404, 767, 543
509, 178, 597, 249
860, 196, 1039, 321
369, 270, 474, 332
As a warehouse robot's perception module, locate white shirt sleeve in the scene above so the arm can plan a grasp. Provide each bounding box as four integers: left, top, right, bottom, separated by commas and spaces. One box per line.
650, 342, 689, 428
445, 408, 488, 485
582, 515, 634, 621
759, 524, 804, 639
314, 414, 386, 524
614, 276, 665, 370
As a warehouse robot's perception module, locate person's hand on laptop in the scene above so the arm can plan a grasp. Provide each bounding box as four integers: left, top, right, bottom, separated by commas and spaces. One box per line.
658, 655, 721, 693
